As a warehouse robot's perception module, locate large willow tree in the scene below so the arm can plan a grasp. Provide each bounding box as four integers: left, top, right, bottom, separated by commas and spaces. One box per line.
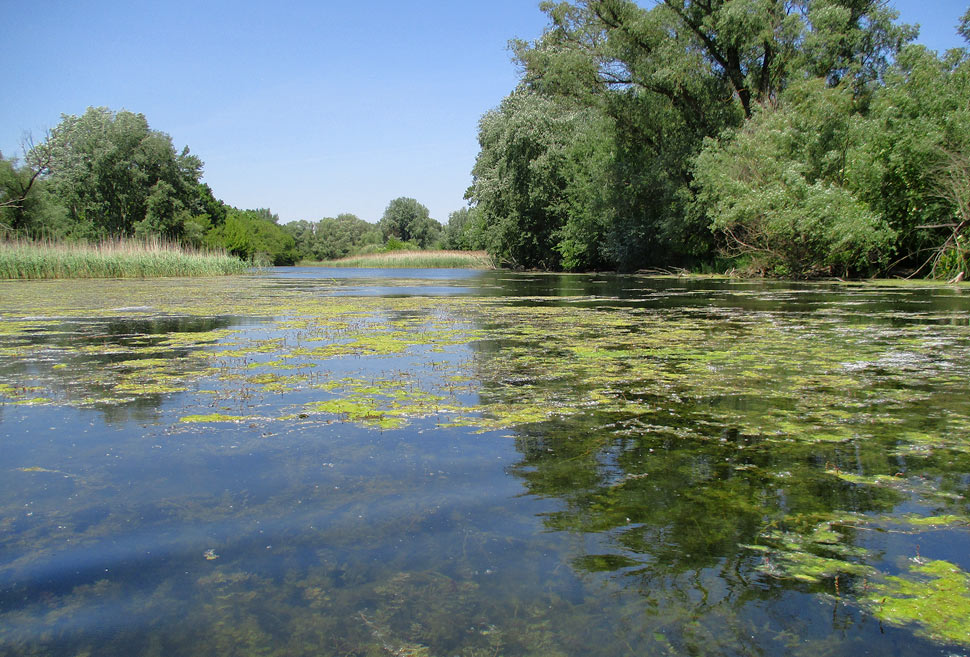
468, 0, 917, 273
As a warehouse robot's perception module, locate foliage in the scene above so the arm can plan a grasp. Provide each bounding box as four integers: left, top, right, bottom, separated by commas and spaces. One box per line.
378, 197, 442, 249
5, 106, 448, 271
468, 89, 611, 270
0, 152, 69, 238
206, 208, 297, 265
30, 107, 206, 239
469, 0, 941, 276
851, 44, 970, 276
286, 213, 382, 262
441, 207, 487, 251
692, 80, 896, 277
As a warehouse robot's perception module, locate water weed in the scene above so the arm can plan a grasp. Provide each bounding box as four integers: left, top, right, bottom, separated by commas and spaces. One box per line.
3, 273, 970, 655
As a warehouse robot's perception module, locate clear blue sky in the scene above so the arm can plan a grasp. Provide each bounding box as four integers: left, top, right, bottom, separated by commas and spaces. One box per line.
2, 1, 966, 225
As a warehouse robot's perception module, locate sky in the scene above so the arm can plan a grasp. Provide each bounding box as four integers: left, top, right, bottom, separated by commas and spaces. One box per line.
2, 1, 967, 226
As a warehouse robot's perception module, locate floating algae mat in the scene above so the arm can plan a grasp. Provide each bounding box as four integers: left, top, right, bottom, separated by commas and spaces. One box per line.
2, 269, 970, 656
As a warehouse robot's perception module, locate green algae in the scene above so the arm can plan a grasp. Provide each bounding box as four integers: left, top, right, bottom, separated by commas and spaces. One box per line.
898, 514, 967, 527
744, 515, 876, 584
9, 397, 53, 405
864, 560, 970, 645
303, 397, 405, 430
3, 275, 970, 654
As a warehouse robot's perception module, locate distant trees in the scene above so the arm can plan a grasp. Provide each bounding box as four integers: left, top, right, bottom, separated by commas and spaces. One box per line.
286, 213, 382, 261
442, 207, 486, 251
3, 105, 469, 267
205, 208, 297, 265
378, 197, 442, 249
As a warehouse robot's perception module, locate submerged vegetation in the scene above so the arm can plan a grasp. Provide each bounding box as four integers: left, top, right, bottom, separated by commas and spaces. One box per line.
1, 273, 970, 654
0, 238, 248, 279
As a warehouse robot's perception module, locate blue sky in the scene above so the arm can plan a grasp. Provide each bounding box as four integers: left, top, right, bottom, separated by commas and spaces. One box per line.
2, 1, 967, 225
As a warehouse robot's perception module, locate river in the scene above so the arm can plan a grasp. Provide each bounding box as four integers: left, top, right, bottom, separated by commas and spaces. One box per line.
1, 268, 969, 656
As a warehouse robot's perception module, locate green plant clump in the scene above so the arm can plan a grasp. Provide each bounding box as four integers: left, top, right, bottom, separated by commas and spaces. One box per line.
0, 239, 248, 279
312, 250, 494, 269
864, 560, 970, 645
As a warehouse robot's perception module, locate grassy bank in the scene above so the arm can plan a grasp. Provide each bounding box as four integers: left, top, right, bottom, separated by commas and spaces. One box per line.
0, 238, 249, 280
304, 250, 495, 269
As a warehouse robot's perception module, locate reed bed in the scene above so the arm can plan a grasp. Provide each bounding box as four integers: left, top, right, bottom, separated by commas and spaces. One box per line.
307, 250, 495, 269
0, 238, 249, 280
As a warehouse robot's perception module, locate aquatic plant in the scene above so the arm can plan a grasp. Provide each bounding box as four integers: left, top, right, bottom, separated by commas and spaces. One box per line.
0, 237, 248, 279
308, 249, 494, 269
864, 560, 970, 645
3, 275, 970, 655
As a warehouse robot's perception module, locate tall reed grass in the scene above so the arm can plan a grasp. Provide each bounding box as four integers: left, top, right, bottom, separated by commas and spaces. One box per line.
0, 238, 249, 280
306, 250, 494, 269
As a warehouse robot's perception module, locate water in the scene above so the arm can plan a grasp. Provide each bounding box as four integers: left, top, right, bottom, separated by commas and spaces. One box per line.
1, 269, 969, 656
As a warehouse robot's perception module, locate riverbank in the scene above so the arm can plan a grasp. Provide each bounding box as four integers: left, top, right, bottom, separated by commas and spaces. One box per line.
0, 239, 249, 279
302, 249, 494, 269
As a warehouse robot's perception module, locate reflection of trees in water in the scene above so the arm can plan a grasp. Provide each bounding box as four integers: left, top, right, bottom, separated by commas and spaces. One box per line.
461, 278, 970, 618
0, 315, 239, 424
502, 384, 970, 653
503, 409, 911, 599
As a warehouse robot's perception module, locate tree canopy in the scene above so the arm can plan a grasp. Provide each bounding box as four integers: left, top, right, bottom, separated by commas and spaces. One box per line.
468, 0, 970, 277
6, 4, 969, 280
378, 197, 442, 249
30, 107, 206, 239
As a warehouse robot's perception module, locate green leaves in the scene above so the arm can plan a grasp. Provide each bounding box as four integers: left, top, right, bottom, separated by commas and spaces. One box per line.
379, 198, 442, 249
693, 80, 895, 276
468, 89, 609, 269
33, 107, 204, 239
206, 208, 297, 265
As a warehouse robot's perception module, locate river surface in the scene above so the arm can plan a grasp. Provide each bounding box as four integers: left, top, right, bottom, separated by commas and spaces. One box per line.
1, 268, 969, 656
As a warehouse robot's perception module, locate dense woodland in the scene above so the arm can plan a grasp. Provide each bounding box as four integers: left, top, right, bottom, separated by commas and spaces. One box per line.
3, 1, 970, 277
457, 0, 970, 277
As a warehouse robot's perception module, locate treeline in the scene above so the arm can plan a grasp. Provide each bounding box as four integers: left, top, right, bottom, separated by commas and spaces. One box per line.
286, 197, 472, 262
0, 107, 293, 263
0, 107, 469, 266
456, 1, 970, 278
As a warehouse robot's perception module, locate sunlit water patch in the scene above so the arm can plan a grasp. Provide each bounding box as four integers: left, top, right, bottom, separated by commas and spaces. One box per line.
2, 272, 970, 655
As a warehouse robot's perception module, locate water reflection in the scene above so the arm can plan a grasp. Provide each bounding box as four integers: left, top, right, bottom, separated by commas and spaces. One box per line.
1, 274, 969, 655
0, 315, 240, 424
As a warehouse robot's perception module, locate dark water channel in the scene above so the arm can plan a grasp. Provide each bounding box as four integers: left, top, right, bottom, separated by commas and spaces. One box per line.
1, 269, 969, 656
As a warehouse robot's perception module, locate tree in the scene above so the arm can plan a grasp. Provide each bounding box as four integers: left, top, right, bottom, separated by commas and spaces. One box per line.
30, 107, 204, 238
207, 208, 297, 265
378, 198, 441, 248
693, 81, 895, 276
0, 135, 67, 236
285, 213, 382, 261
467, 89, 612, 269
477, 0, 917, 274
850, 44, 970, 274
442, 207, 486, 251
